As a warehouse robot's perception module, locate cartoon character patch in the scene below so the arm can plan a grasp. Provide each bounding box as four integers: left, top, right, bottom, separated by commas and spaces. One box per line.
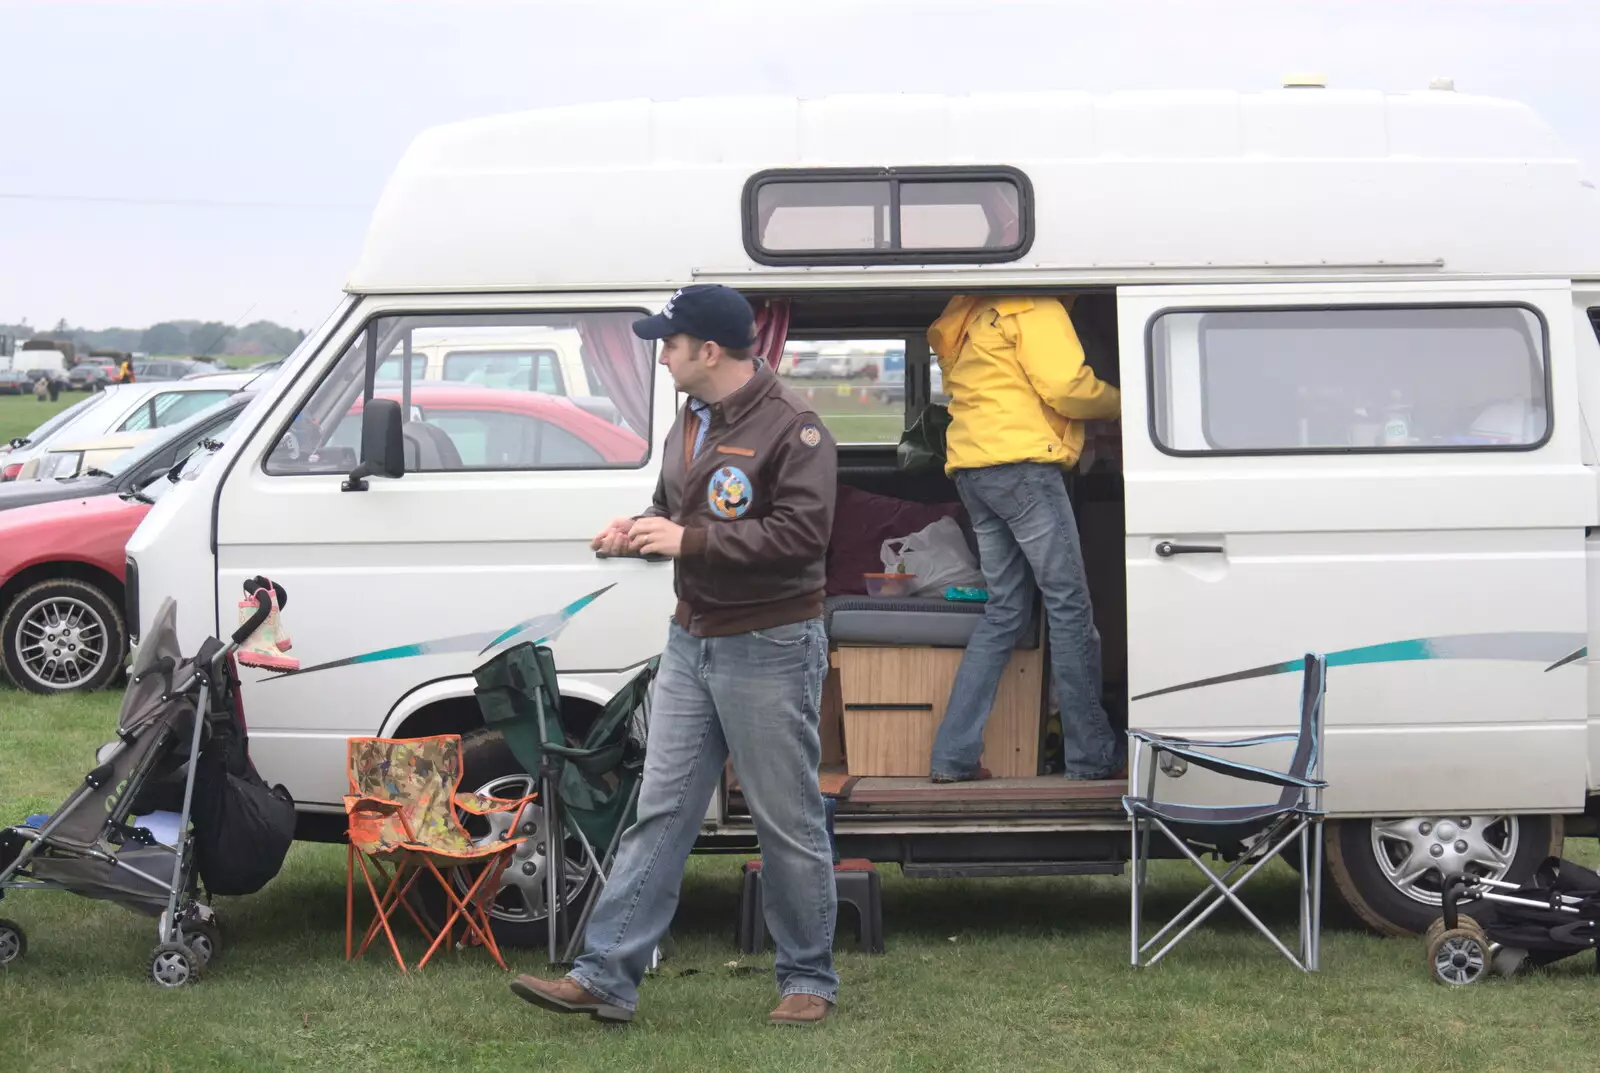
799, 423, 823, 448
708, 465, 753, 520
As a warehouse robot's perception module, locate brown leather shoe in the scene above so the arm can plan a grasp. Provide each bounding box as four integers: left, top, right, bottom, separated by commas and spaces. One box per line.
768, 993, 833, 1026
509, 974, 633, 1023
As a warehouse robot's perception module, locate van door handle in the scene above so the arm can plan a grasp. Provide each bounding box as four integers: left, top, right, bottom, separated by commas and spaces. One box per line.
1154, 541, 1224, 558
595, 550, 671, 564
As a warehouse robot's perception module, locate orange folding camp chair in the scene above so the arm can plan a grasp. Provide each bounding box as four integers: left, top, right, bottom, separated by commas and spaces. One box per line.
344, 734, 535, 972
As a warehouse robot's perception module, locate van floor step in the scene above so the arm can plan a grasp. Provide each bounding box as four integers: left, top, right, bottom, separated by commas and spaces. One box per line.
839, 775, 1126, 814
900, 860, 1125, 879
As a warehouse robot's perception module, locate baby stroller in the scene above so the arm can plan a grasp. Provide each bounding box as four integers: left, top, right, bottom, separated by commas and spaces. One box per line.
0, 583, 297, 988
1425, 856, 1600, 985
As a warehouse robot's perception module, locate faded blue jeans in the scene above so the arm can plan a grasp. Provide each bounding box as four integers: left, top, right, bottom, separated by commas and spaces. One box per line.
567, 617, 838, 1012
930, 462, 1123, 780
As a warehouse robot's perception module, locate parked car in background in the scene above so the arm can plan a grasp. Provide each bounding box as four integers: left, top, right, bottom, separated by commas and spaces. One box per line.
67, 363, 114, 391
0, 369, 28, 395
0, 393, 109, 481
0, 406, 244, 693
2, 371, 271, 482
132, 358, 207, 381
36, 430, 159, 481
0, 393, 252, 513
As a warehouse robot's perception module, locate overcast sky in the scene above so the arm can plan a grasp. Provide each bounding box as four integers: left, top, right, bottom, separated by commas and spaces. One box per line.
2, 0, 1596, 331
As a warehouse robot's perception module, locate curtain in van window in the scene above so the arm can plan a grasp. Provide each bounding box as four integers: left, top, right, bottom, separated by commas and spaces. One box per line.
576, 317, 651, 437
753, 298, 791, 371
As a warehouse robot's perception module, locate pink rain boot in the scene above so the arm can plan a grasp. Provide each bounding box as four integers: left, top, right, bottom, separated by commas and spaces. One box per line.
235, 591, 298, 671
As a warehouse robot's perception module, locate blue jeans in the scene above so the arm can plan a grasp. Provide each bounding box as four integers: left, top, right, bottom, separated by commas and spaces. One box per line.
567, 618, 838, 1011
930, 462, 1123, 780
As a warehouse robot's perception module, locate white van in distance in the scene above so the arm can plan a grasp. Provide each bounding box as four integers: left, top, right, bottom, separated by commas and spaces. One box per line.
126, 81, 1600, 946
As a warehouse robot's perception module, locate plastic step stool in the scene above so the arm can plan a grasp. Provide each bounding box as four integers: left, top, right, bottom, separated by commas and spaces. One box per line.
737, 858, 884, 955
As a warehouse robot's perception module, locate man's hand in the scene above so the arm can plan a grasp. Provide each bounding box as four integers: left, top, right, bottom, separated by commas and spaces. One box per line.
629, 516, 686, 559
591, 517, 636, 556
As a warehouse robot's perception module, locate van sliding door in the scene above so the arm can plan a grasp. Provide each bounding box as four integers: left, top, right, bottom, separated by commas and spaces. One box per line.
1117, 280, 1592, 816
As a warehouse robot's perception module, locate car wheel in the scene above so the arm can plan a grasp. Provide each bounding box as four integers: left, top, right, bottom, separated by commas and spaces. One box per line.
410, 729, 596, 949
1326, 813, 1561, 936
0, 578, 127, 694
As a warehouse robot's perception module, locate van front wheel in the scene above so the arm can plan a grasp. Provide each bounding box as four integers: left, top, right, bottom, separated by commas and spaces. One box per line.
1325, 813, 1561, 936
410, 729, 596, 949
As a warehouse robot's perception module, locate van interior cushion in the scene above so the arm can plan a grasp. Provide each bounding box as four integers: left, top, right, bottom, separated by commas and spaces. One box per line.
825, 595, 1039, 649
826, 484, 970, 597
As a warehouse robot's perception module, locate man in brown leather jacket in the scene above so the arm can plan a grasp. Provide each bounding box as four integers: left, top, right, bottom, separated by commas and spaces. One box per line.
510, 284, 840, 1027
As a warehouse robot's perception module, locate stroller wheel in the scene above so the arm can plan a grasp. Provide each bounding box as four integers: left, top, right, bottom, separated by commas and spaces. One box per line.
179, 919, 222, 970
0, 918, 26, 966
149, 941, 201, 988
1428, 928, 1489, 986
1424, 914, 1485, 947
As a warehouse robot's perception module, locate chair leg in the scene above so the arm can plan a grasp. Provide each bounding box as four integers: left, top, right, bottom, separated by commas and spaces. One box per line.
1310, 819, 1324, 971
1144, 818, 1311, 970
1129, 817, 1141, 968
357, 856, 432, 961
1138, 844, 1258, 958
352, 850, 410, 973
543, 786, 561, 967
417, 854, 513, 971
346, 842, 356, 962
559, 825, 613, 965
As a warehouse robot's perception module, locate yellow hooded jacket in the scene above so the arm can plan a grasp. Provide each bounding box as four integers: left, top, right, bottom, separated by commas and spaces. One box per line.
927, 295, 1120, 476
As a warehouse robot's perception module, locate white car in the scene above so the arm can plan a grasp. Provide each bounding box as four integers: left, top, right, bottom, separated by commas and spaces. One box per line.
1, 370, 274, 482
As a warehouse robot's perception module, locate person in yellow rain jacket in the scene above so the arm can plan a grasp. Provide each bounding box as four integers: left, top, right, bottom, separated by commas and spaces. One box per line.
926, 295, 1125, 783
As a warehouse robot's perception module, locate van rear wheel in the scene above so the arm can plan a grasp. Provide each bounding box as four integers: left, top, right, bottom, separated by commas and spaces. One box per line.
1326, 813, 1561, 936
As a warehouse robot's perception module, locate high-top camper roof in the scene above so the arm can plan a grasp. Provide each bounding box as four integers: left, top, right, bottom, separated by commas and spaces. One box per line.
347, 87, 1600, 294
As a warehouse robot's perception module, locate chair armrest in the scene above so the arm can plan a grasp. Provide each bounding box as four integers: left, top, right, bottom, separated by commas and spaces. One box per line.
1156, 744, 1327, 790
343, 795, 404, 817
1129, 729, 1299, 750
453, 791, 537, 816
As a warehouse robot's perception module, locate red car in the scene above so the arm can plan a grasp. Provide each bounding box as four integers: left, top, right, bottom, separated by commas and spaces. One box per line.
338, 383, 648, 468
0, 492, 150, 693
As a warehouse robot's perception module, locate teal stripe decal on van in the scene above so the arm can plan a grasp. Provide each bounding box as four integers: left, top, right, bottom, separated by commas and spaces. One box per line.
260, 584, 614, 681
1131, 632, 1587, 702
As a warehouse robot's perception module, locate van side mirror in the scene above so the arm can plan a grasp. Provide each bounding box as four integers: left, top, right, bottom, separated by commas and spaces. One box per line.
341, 397, 405, 492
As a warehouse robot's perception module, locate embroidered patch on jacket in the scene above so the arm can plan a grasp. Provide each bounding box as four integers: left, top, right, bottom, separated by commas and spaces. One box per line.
799, 423, 823, 448
715, 444, 756, 458
707, 466, 753, 520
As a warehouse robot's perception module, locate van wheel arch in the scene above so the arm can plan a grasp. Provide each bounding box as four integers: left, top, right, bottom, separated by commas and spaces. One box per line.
389, 692, 603, 747
1324, 813, 1563, 937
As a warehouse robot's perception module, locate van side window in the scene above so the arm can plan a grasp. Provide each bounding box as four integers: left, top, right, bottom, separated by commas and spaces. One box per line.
263, 311, 652, 475
1149, 306, 1549, 454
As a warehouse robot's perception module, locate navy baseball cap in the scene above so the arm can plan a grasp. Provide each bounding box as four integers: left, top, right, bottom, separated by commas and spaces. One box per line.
632, 284, 756, 348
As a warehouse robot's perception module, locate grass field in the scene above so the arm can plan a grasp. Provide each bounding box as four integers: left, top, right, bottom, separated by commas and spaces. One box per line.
0, 394, 78, 446
3, 686, 1599, 1072
785, 380, 906, 445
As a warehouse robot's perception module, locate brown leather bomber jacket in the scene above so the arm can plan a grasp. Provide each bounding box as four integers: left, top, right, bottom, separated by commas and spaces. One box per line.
639, 363, 838, 637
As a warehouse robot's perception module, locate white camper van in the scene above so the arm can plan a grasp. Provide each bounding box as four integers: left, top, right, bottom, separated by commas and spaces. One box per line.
125, 83, 1600, 945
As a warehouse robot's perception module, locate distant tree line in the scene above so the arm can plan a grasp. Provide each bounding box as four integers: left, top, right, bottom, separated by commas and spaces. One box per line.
0, 317, 306, 358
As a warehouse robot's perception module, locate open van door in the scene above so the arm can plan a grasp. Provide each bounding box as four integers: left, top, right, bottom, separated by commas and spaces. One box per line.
1115, 280, 1592, 821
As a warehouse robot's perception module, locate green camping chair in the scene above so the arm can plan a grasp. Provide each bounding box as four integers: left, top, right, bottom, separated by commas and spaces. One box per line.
472, 641, 657, 965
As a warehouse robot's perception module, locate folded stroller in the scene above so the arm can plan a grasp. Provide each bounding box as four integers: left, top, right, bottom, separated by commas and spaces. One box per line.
0, 584, 297, 988
1425, 856, 1600, 985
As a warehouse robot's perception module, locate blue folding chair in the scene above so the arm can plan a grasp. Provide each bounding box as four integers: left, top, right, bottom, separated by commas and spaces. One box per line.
1123, 652, 1328, 971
